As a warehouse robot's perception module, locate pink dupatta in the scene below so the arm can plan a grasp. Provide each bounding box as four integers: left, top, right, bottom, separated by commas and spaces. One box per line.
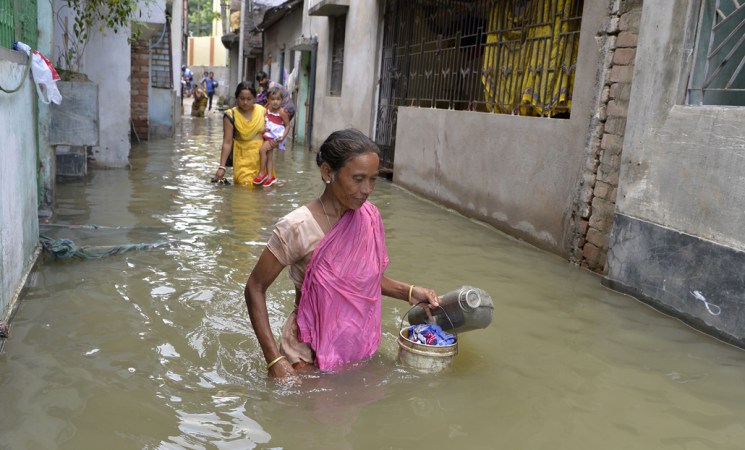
297, 201, 389, 371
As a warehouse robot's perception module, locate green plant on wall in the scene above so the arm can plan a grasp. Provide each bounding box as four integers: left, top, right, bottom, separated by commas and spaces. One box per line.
55, 0, 152, 77
188, 0, 221, 37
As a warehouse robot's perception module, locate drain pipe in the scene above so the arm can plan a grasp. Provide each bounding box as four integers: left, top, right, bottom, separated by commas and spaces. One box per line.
307, 36, 318, 151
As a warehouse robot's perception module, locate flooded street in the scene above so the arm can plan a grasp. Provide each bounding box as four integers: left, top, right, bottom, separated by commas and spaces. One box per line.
2, 114, 745, 450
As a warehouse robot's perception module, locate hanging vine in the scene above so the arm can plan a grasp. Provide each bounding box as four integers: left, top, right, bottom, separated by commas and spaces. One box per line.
55, 0, 153, 77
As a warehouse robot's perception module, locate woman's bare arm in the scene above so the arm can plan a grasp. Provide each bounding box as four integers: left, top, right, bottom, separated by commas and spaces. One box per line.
381, 276, 439, 309
212, 115, 235, 180
244, 248, 297, 379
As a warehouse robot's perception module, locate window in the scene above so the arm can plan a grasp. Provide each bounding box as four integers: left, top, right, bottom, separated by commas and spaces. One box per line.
329, 14, 346, 96
378, 0, 582, 118
150, 19, 173, 89
687, 0, 745, 106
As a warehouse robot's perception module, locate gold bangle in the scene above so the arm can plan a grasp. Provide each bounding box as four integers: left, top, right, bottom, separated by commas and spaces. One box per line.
408, 284, 415, 304
266, 355, 286, 370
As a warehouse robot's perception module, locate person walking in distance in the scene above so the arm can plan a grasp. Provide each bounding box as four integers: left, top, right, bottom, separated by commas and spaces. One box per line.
181, 65, 193, 97
200, 71, 215, 111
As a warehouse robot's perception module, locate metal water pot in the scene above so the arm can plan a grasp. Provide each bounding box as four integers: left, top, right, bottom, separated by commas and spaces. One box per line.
407, 285, 494, 333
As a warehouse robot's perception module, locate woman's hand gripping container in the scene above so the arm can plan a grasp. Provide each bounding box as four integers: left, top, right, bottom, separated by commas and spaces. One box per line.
397, 286, 493, 373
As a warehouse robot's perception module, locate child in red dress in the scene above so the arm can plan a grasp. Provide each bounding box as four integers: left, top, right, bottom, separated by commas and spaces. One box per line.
253, 87, 291, 187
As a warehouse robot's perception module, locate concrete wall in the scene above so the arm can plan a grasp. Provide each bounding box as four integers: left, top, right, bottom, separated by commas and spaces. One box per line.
394, 108, 584, 254
49, 81, 99, 146
261, 9, 303, 82
0, 47, 41, 324
305, 2, 381, 149
37, 0, 56, 213
51, 0, 168, 167
188, 36, 228, 67
149, 88, 177, 138
0, 0, 57, 324
82, 32, 132, 167
226, 45, 240, 100
393, 1, 611, 256
51, 0, 131, 167
604, 1, 745, 347
139, 0, 167, 24
172, 0, 185, 116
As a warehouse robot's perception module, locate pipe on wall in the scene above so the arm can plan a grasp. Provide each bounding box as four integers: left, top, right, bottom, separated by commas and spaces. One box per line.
307, 36, 318, 151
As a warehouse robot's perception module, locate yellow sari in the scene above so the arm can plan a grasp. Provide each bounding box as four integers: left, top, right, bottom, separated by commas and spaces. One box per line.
191, 88, 208, 117
228, 104, 265, 186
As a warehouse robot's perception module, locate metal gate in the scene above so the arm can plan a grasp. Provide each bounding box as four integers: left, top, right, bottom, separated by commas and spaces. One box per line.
374, 0, 408, 175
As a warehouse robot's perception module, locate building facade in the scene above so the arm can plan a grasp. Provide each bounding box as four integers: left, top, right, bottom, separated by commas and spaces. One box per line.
257, 0, 745, 348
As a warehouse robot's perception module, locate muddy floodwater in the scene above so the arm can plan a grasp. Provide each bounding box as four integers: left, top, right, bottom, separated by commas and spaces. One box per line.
2, 114, 745, 450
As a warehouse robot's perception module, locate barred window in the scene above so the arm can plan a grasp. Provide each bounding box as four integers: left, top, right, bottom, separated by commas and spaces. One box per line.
376, 0, 584, 171
686, 0, 745, 106
329, 14, 346, 97
378, 0, 582, 118
150, 20, 173, 89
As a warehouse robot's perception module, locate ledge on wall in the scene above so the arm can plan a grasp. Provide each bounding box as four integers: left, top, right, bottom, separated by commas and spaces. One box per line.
290, 36, 315, 52
308, 0, 349, 17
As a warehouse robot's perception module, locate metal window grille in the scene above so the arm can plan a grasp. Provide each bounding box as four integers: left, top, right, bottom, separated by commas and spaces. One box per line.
150, 19, 173, 89
375, 0, 583, 172
0, 0, 37, 49
687, 0, 745, 106
379, 0, 582, 115
329, 14, 346, 96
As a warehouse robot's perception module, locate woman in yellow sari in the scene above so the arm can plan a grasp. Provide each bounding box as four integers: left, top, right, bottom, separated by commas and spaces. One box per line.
212, 82, 272, 186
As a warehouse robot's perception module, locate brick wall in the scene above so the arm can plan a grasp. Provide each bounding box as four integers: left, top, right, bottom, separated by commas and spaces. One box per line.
131, 38, 150, 141
571, 1, 642, 273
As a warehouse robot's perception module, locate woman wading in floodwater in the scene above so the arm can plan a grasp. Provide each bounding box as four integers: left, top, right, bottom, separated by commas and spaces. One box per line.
244, 129, 440, 382
212, 82, 277, 186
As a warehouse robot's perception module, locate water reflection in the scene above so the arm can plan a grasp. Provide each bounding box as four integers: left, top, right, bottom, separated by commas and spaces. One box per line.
2, 114, 745, 449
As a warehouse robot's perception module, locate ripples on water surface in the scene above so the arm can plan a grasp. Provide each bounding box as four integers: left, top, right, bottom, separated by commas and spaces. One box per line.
2, 115, 745, 449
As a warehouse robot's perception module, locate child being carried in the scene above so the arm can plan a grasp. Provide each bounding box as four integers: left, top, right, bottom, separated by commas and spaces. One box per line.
253, 87, 291, 187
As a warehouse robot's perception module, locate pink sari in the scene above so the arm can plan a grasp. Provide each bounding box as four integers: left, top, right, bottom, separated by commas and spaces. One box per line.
297, 201, 389, 371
